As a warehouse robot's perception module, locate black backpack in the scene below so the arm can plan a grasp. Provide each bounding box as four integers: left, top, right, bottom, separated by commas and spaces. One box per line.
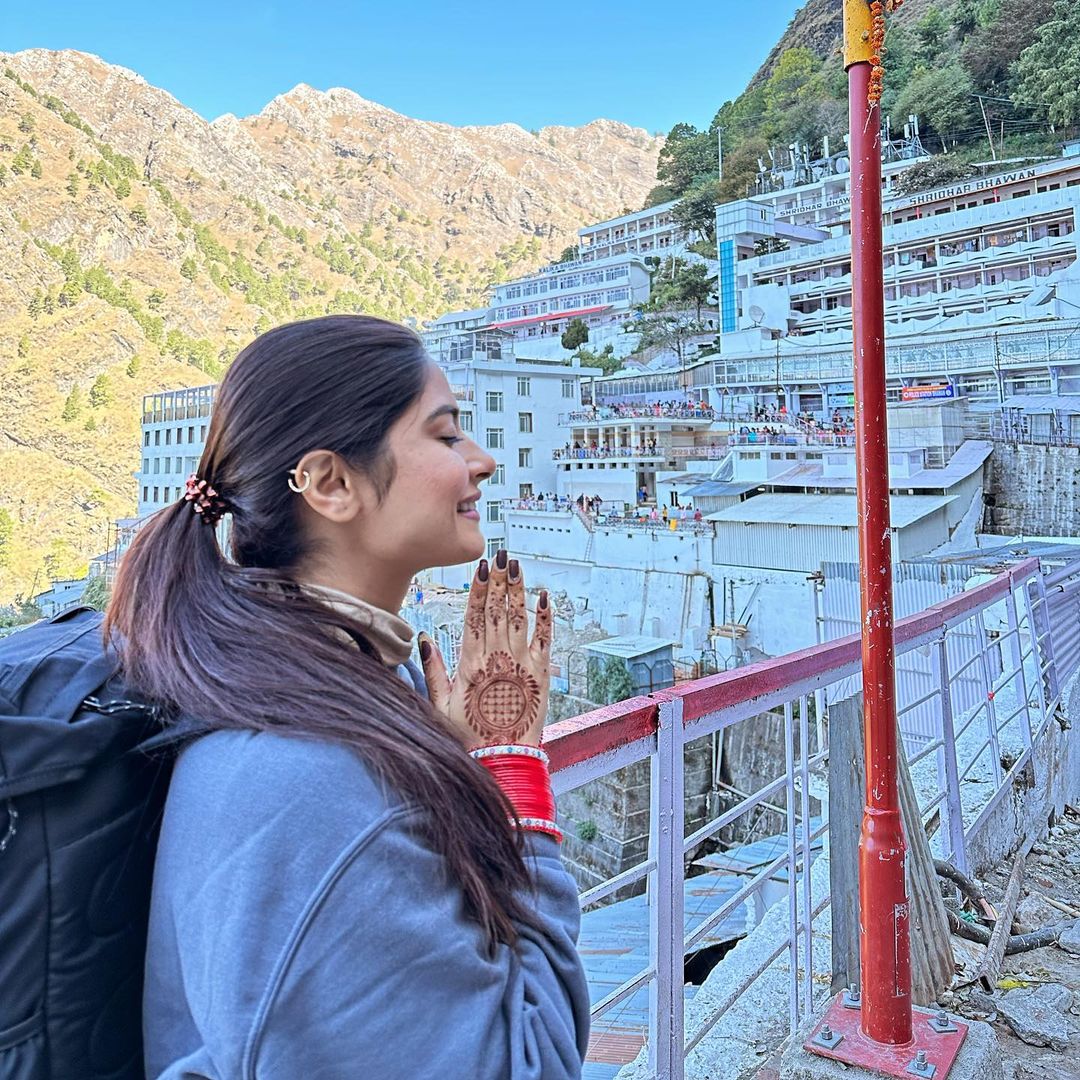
0, 607, 181, 1080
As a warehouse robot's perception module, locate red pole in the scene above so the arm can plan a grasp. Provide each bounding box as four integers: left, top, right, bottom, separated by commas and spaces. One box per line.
846, 11, 913, 1047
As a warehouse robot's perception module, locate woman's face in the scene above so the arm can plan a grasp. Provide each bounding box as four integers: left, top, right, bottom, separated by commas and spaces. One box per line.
360, 363, 496, 573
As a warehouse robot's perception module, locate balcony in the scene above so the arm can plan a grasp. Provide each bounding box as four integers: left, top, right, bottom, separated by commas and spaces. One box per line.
546, 557, 1080, 1075
560, 407, 717, 426
553, 447, 665, 462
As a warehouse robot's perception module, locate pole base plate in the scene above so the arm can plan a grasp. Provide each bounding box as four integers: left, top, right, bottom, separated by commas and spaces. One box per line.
804, 997, 968, 1080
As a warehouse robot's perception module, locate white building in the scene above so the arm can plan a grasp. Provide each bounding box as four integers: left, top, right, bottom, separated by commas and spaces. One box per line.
430, 353, 601, 587
136, 385, 216, 516
577, 200, 690, 263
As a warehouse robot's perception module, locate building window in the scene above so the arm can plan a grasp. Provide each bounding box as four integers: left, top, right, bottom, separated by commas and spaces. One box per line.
519, 483, 533, 498
154, 430, 161, 446
487, 502, 503, 523
517, 376, 531, 397
143, 431, 151, 447
518, 412, 533, 434
142, 486, 149, 503
561, 378, 575, 399
200, 425, 207, 440
486, 428, 504, 450
188, 425, 195, 443
166, 429, 172, 446
518, 448, 533, 468
487, 539, 501, 560
153, 487, 159, 502
485, 391, 504, 412
153, 459, 161, 475
142, 457, 150, 474
492, 465, 505, 486
175, 456, 183, 473
460, 411, 474, 432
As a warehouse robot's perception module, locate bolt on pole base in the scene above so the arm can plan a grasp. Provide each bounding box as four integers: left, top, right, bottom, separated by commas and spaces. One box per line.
804, 996, 969, 1080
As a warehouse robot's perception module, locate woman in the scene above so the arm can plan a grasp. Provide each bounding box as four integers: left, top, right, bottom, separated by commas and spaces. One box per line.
107, 315, 590, 1079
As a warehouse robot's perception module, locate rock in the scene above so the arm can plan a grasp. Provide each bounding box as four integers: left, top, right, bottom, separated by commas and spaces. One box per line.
1014, 1053, 1080, 1080
1059, 921, 1080, 956
971, 984, 1073, 1051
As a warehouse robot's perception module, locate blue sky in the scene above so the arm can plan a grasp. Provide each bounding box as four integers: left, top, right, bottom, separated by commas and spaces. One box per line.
4, 1, 805, 133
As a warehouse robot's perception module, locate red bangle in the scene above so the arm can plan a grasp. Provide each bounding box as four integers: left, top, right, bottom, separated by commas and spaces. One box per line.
475, 753, 559, 840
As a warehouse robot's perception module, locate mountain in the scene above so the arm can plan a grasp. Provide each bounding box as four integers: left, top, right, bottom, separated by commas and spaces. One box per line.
0, 49, 663, 604
747, 0, 939, 88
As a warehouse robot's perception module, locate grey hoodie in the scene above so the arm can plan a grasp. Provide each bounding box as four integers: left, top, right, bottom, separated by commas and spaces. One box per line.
143, 681, 590, 1078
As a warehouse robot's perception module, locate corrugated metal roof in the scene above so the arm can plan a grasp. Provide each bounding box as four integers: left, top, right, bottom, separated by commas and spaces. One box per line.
683, 480, 759, 498
705, 493, 957, 529
764, 440, 992, 491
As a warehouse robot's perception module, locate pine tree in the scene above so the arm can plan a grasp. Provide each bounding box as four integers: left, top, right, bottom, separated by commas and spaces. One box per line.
61, 386, 83, 421
89, 374, 112, 409
18, 111, 34, 134
114, 176, 131, 199
180, 258, 197, 281
129, 204, 148, 226
17, 334, 30, 359
30, 159, 43, 179
27, 290, 43, 318
84, 415, 97, 431
125, 353, 142, 378
66, 172, 80, 197
11, 145, 34, 175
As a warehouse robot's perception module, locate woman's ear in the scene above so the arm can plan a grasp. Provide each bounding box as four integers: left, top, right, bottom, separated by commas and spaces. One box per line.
292, 450, 365, 524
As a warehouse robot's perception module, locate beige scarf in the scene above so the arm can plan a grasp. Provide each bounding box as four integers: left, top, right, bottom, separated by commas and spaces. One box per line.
301, 582, 416, 667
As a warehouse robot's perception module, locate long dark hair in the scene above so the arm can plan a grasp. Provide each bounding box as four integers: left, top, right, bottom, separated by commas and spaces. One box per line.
107, 315, 533, 950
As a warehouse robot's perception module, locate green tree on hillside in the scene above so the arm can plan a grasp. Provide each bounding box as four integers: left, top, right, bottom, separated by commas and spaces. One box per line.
0, 508, 13, 569
893, 61, 978, 147
561, 318, 590, 352
961, 0, 1055, 90
129, 204, 148, 226
30, 159, 43, 179
180, 257, 198, 281
18, 111, 34, 134
27, 290, 43, 318
61, 386, 83, 421
89, 374, 113, 409
1013, 0, 1080, 127
17, 334, 30, 358
82, 573, 109, 611
11, 145, 34, 175
66, 172, 80, 197
84, 415, 97, 431
126, 353, 142, 378
656, 123, 716, 199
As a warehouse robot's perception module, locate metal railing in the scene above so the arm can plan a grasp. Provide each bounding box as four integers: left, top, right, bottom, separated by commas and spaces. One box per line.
561, 407, 716, 424
553, 447, 664, 460
544, 556, 1078, 1078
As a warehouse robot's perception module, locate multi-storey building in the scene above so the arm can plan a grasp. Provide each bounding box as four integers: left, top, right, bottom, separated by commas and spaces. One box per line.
576, 200, 690, 263
136, 385, 217, 516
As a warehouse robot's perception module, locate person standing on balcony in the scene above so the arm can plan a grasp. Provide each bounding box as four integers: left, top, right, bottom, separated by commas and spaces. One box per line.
107, 315, 590, 1080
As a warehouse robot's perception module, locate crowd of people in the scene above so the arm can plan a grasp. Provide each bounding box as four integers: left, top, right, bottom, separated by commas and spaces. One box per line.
568, 399, 715, 422
507, 492, 708, 533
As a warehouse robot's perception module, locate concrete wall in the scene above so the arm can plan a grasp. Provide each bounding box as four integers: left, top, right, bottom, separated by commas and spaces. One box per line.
556, 733, 714, 894
985, 443, 1080, 536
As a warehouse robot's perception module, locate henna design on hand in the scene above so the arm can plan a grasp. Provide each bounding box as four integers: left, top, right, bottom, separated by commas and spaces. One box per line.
508, 592, 527, 635
466, 604, 485, 642
463, 651, 541, 743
